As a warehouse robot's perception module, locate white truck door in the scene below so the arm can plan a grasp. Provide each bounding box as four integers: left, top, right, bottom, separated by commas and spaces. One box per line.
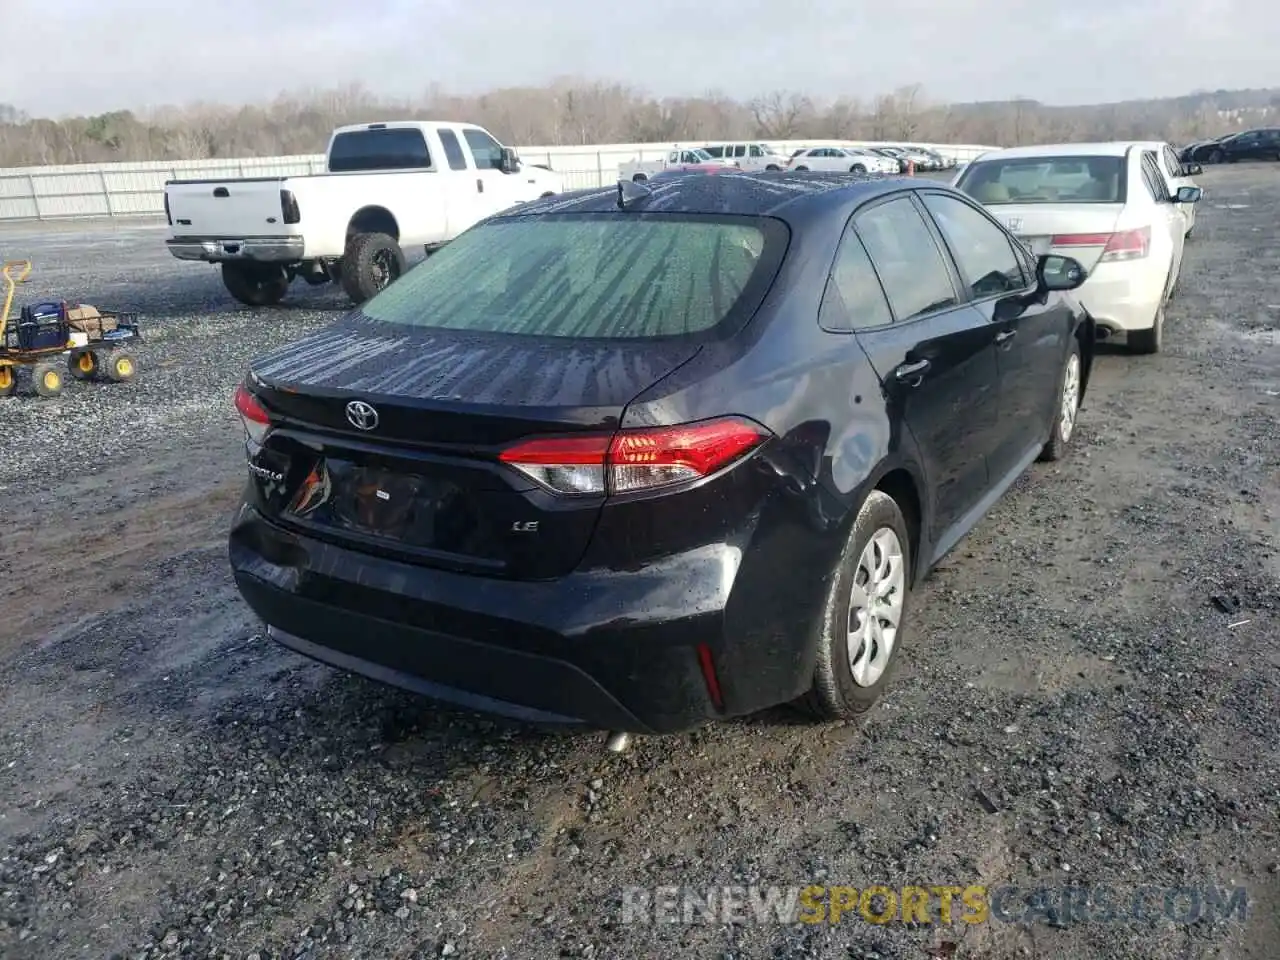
435, 126, 488, 236
460, 127, 520, 216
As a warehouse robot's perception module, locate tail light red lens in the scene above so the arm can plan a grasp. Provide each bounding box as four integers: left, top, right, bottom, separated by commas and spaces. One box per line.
1051, 227, 1150, 262
233, 383, 272, 445
499, 417, 771, 496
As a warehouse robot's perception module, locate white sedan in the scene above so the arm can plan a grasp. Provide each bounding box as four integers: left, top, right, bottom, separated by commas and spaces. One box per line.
952, 142, 1202, 354
787, 146, 899, 175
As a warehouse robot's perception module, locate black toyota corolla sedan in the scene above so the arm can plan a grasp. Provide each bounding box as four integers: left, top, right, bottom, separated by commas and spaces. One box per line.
228, 171, 1093, 735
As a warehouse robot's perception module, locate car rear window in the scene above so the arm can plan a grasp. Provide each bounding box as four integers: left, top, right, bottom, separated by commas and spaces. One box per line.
328, 128, 431, 172
956, 155, 1126, 205
359, 213, 787, 340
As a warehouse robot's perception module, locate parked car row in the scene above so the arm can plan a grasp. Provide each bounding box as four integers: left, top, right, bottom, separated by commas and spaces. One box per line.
1179, 127, 1280, 164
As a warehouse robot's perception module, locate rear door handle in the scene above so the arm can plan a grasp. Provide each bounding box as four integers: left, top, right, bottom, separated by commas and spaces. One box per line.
995, 329, 1016, 344
476, 179, 484, 193
894, 358, 931, 384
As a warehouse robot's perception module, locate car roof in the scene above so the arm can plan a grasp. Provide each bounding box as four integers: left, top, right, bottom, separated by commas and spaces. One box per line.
972, 142, 1134, 160
496, 170, 923, 223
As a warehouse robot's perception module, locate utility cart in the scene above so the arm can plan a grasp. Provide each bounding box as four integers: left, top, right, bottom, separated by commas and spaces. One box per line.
1, 259, 142, 398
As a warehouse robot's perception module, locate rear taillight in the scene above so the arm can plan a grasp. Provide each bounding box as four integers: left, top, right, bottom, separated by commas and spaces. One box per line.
1051, 227, 1150, 261
233, 383, 272, 445
163, 190, 172, 226
281, 189, 301, 225
498, 417, 771, 496
1099, 226, 1150, 261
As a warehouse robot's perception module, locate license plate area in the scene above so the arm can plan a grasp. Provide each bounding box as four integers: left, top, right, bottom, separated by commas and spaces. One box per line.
286, 457, 489, 554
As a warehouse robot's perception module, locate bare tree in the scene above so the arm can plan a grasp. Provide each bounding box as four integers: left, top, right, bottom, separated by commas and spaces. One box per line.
0, 81, 1271, 168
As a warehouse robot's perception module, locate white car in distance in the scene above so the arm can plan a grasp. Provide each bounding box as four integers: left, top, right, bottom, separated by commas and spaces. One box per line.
787, 146, 899, 175
953, 142, 1202, 354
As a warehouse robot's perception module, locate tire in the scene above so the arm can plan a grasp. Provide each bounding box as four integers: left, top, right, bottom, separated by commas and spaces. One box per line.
850, 164, 867, 174
0, 365, 15, 398
1127, 302, 1164, 355
1038, 338, 1082, 462
765, 164, 780, 171
799, 490, 913, 721
68, 349, 98, 380
632, 173, 647, 182
222, 263, 289, 307
104, 350, 138, 383
340, 231, 406, 305
33, 362, 64, 398
794, 165, 809, 172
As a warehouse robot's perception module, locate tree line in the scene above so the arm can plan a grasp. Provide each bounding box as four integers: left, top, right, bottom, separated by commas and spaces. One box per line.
1, 80, 1277, 168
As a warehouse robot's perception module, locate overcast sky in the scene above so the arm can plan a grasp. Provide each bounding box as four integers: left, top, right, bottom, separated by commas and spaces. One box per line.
7, 0, 1277, 117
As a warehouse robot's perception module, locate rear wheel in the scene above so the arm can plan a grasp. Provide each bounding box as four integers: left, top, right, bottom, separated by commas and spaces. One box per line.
632, 173, 648, 182
0, 365, 15, 397
33, 362, 64, 398
1128, 302, 1164, 355
799, 490, 912, 721
794, 165, 810, 172
765, 164, 781, 171
222, 263, 289, 307
850, 164, 867, 174
68, 349, 98, 380
341, 231, 406, 305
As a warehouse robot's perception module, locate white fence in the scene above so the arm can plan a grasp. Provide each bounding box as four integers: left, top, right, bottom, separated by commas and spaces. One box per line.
0, 139, 998, 223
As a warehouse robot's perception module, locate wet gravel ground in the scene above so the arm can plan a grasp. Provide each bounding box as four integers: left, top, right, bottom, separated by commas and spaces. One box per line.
1, 165, 1278, 960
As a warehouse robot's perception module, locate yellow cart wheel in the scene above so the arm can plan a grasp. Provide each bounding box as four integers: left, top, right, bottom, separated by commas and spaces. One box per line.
105, 350, 137, 383
32, 362, 64, 398
0, 365, 15, 398
68, 348, 98, 380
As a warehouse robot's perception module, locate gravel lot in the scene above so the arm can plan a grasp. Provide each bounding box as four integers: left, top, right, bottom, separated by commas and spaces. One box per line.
1, 166, 1278, 960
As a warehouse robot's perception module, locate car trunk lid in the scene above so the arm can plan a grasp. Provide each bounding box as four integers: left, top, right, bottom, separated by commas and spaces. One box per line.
243, 322, 701, 580
986, 203, 1126, 271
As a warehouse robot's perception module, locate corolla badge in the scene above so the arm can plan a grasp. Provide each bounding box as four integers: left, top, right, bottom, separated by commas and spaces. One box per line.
1005, 217, 1023, 231
345, 400, 379, 431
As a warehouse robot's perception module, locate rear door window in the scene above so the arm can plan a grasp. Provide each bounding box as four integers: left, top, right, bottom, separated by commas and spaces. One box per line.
853, 196, 959, 322
360, 213, 788, 340
437, 129, 469, 171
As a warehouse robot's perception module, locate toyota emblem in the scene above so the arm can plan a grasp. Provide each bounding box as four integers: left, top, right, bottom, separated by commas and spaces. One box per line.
345, 400, 379, 431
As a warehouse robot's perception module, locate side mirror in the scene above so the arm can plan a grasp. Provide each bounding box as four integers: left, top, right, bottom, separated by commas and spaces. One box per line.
1037, 254, 1087, 292
500, 146, 521, 174
1182, 162, 1203, 176
1174, 185, 1203, 204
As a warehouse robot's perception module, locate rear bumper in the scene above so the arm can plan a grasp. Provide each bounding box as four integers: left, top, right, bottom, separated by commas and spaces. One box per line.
1076, 260, 1166, 334
228, 502, 827, 734
166, 236, 305, 263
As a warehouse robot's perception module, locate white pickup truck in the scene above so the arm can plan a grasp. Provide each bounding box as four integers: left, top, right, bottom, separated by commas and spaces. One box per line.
618, 148, 734, 182
163, 121, 563, 307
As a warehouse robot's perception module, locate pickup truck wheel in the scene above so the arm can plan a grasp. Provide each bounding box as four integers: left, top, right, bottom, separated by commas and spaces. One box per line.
222, 263, 289, 307
342, 232, 406, 305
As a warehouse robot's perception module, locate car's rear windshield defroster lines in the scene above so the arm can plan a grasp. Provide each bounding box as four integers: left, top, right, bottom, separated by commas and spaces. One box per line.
358, 213, 785, 340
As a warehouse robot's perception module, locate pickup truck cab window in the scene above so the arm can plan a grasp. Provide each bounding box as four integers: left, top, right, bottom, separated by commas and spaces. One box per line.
328, 128, 432, 172
463, 128, 504, 170
437, 129, 470, 171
